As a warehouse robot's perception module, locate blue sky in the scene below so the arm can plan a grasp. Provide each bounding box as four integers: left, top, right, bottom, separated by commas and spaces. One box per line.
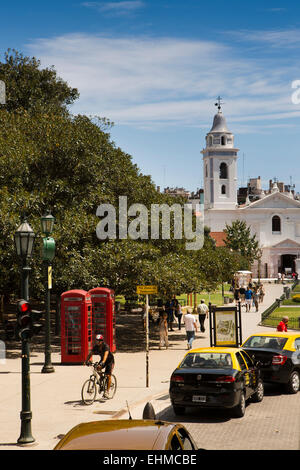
2, 1, 300, 191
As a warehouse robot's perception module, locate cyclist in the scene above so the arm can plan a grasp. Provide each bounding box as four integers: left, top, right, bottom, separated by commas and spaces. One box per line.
85, 334, 115, 399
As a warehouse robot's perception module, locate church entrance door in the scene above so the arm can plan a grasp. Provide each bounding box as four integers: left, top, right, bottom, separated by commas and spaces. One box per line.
281, 254, 297, 275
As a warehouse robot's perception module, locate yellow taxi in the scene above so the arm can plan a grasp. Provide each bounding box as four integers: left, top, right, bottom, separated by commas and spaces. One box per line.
169, 347, 264, 418
53, 419, 198, 450
242, 332, 300, 393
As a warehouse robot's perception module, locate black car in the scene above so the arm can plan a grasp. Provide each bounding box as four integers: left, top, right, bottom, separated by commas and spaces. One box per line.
242, 332, 300, 394
169, 347, 264, 418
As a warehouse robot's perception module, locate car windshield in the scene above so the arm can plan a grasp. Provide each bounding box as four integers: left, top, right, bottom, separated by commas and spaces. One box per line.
180, 352, 232, 369
243, 336, 288, 350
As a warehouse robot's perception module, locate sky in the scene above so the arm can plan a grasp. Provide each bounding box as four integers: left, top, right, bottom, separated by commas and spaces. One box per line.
1, 0, 300, 192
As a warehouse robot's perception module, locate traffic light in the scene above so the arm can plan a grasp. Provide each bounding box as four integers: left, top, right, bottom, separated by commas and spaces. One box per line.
16, 300, 43, 340
17, 300, 31, 340
30, 309, 43, 337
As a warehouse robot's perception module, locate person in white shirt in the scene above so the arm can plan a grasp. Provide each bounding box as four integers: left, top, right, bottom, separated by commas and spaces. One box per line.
197, 299, 208, 333
183, 309, 198, 349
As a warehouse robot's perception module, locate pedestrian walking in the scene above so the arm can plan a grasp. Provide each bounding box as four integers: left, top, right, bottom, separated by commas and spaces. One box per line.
245, 287, 253, 312
141, 303, 147, 330
259, 284, 265, 303
277, 316, 288, 332
159, 313, 169, 349
176, 302, 183, 330
197, 299, 208, 333
234, 288, 240, 305
184, 308, 198, 350
253, 287, 259, 312
165, 299, 174, 331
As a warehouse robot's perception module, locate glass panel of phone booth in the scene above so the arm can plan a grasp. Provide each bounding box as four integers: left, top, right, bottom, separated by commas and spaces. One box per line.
93, 300, 107, 340
65, 305, 81, 355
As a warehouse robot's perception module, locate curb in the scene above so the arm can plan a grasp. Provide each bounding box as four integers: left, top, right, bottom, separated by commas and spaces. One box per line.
111, 388, 169, 420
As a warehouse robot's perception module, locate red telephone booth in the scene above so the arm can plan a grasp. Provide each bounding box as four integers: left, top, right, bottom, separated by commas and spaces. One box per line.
88, 287, 116, 352
60, 290, 92, 363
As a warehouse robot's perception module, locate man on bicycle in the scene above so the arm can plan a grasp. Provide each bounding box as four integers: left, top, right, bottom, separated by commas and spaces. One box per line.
85, 334, 115, 399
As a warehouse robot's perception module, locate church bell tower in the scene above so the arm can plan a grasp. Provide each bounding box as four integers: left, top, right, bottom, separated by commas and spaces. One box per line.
201, 98, 239, 210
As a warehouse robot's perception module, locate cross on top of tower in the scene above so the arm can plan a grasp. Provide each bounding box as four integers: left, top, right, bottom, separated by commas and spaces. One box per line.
215, 96, 224, 111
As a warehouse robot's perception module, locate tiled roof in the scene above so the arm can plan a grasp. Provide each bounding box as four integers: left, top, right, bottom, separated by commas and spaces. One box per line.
210, 231, 227, 247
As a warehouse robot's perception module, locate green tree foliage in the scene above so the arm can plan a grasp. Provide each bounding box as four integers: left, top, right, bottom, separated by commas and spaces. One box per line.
0, 50, 203, 300
0, 49, 79, 114
224, 220, 261, 266
0, 49, 239, 302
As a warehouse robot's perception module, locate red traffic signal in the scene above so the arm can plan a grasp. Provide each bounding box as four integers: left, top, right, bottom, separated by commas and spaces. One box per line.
16, 300, 43, 340
18, 300, 30, 313
17, 300, 31, 340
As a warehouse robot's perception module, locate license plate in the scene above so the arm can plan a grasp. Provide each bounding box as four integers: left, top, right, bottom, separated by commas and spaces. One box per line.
192, 395, 206, 403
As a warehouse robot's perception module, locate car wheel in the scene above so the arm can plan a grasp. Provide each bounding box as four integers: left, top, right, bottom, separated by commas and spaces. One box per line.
252, 379, 264, 402
285, 371, 300, 394
232, 391, 245, 418
173, 405, 185, 415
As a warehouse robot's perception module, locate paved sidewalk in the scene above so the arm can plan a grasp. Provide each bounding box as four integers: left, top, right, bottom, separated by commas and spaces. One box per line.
0, 282, 285, 450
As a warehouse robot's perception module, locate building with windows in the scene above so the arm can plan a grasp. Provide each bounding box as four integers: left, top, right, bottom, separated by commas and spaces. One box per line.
202, 105, 300, 278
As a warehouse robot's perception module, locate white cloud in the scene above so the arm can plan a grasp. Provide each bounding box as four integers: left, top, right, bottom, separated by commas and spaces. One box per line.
228, 28, 300, 48
81, 1, 144, 16
264, 8, 287, 12
26, 33, 300, 131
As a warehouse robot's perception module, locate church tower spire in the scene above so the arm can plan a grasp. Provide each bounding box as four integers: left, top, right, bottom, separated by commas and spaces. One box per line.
201, 100, 239, 210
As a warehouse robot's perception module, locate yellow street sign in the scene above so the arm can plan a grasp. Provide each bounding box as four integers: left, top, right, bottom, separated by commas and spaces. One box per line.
48, 266, 52, 289
137, 285, 158, 295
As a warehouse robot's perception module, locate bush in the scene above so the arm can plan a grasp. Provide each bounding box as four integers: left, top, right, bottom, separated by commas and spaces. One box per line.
292, 294, 300, 303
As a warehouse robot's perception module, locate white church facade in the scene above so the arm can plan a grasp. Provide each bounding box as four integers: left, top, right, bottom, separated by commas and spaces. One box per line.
202, 106, 300, 278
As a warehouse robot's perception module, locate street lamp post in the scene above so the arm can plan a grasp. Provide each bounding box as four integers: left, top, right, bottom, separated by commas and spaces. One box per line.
41, 212, 55, 374
14, 217, 36, 445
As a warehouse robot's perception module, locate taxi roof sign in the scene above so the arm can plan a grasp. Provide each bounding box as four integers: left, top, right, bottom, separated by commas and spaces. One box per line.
136, 285, 158, 295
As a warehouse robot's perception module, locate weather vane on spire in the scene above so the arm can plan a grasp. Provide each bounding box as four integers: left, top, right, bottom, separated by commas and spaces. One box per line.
215, 96, 224, 111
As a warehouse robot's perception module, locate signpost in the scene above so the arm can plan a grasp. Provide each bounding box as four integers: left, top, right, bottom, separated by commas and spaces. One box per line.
136, 286, 158, 387
209, 301, 242, 348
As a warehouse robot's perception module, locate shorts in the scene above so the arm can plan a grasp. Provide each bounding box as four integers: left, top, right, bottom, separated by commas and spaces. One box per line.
245, 299, 252, 305
98, 360, 114, 375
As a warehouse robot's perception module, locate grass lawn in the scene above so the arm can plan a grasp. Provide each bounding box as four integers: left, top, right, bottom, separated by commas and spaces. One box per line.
281, 299, 300, 305
116, 284, 233, 307
262, 306, 300, 329
176, 292, 232, 307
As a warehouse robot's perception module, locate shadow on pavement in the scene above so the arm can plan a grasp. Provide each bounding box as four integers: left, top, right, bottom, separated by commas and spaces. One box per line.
158, 404, 232, 424
263, 383, 285, 396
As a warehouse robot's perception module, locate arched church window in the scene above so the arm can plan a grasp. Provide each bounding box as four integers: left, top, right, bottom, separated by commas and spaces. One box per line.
219, 162, 228, 179
221, 185, 226, 195
209, 136, 213, 146
272, 215, 281, 233
205, 164, 208, 177
221, 135, 226, 145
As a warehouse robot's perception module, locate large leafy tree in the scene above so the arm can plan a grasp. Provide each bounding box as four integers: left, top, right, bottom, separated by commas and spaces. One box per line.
224, 220, 261, 266
0, 50, 207, 301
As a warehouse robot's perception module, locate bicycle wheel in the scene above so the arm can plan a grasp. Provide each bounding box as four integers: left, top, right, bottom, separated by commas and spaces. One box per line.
81, 378, 97, 405
105, 374, 117, 399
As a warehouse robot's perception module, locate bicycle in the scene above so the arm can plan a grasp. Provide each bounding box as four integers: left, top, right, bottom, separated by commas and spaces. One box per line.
81, 362, 117, 405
